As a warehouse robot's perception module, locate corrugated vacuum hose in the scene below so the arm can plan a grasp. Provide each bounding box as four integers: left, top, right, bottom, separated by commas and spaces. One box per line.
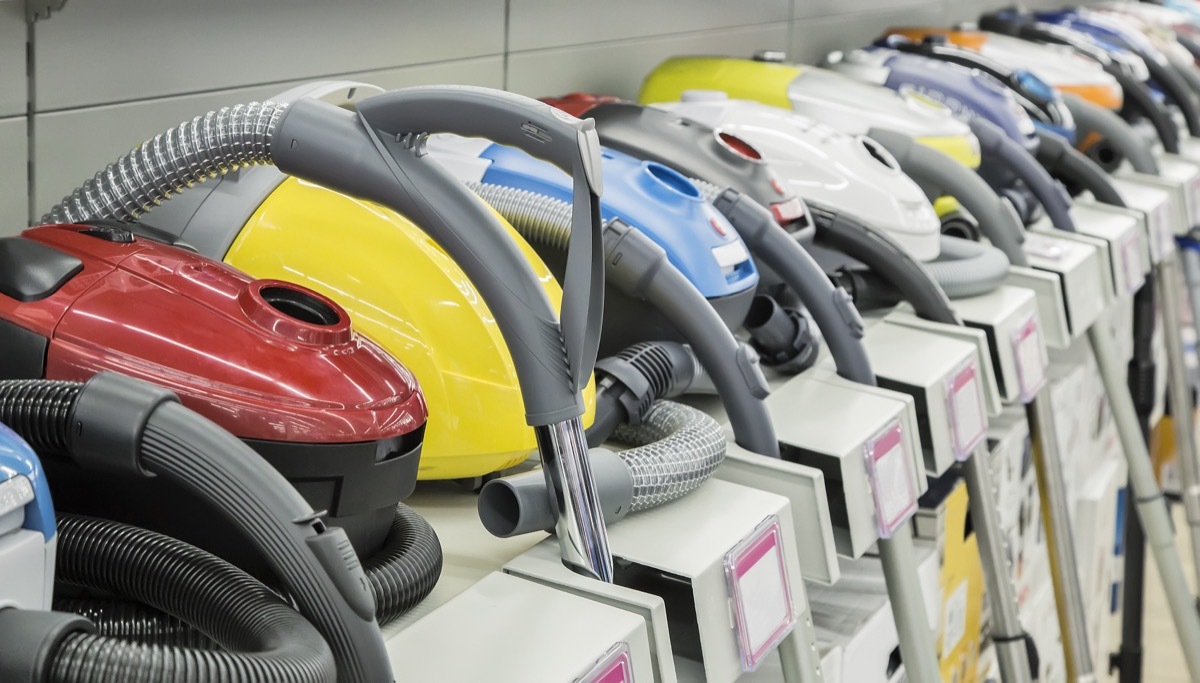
0, 374, 394, 682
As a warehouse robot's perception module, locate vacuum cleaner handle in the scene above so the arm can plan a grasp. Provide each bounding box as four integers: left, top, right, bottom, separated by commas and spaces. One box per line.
275, 89, 603, 425
355, 86, 605, 400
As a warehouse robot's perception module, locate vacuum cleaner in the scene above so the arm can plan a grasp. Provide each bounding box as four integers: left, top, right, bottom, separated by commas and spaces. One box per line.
0, 221, 443, 628
633, 54, 1194, 681
885, 27, 1126, 112
978, 9, 1187, 157
830, 38, 1200, 681
424, 135, 770, 359
0, 423, 54, 613
0, 372, 396, 682
44, 85, 622, 588
99, 81, 596, 484
543, 91, 992, 683
566, 92, 1043, 683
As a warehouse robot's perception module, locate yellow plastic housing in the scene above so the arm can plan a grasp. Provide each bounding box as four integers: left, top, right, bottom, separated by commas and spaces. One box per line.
638, 56, 801, 109
639, 56, 982, 168
225, 177, 596, 480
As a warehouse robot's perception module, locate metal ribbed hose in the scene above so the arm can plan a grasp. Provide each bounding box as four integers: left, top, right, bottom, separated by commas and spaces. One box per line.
610, 401, 725, 512
50, 514, 335, 683
466, 181, 571, 250
43, 102, 287, 225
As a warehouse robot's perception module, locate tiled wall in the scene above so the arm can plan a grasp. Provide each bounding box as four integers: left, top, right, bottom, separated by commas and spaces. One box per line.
0, 0, 1092, 233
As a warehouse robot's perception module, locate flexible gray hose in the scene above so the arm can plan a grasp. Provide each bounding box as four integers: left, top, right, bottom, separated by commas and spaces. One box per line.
969, 117, 1077, 234
690, 177, 1008, 300
1061, 93, 1160, 175
467, 181, 781, 458
477, 398, 726, 537
923, 235, 1011, 299
44, 102, 287, 225
612, 400, 725, 512
868, 128, 1028, 266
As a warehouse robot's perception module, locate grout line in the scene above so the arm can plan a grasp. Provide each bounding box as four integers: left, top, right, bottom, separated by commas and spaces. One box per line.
32, 54, 506, 117
503, 0, 511, 91
504, 19, 793, 58
25, 18, 35, 227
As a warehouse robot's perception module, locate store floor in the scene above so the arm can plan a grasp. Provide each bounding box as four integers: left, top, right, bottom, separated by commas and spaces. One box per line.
1103, 505, 1193, 683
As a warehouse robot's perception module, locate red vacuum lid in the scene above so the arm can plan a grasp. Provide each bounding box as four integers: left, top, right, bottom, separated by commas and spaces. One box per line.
11, 224, 426, 444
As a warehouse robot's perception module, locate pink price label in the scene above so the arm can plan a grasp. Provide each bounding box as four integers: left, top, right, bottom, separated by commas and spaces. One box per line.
575, 643, 634, 683
724, 516, 796, 672
1011, 315, 1047, 403
1151, 204, 1175, 263
947, 361, 986, 461
863, 422, 918, 538
1120, 235, 1145, 295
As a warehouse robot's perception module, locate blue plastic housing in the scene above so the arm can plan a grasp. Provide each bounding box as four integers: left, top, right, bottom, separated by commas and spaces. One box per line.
870, 49, 1041, 152
1034, 9, 1170, 98
0, 422, 54, 542
479, 143, 758, 299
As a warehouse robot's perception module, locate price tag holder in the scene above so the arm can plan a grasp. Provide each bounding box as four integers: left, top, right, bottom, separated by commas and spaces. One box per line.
1120, 234, 1145, 295
723, 515, 796, 672
1149, 203, 1176, 263
863, 421, 918, 538
575, 642, 634, 683
1011, 314, 1048, 403
1188, 175, 1200, 228
946, 359, 987, 461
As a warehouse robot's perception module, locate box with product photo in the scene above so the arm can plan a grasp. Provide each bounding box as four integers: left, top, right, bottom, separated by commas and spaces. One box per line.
806, 541, 939, 683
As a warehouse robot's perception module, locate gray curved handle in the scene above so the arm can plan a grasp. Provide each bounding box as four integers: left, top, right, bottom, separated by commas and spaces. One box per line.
273, 90, 602, 425
356, 85, 605, 406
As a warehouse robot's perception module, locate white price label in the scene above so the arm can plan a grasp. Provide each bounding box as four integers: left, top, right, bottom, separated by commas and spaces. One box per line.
724, 516, 796, 672
1012, 315, 1047, 403
1120, 235, 1145, 295
942, 580, 969, 655
864, 422, 918, 538
575, 642, 634, 683
947, 361, 986, 460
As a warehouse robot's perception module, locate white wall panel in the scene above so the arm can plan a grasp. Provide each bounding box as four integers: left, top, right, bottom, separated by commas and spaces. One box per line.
507, 24, 790, 101
33, 0, 505, 110
0, 4, 25, 117
0, 117, 27, 232
509, 0, 789, 52
789, 2, 946, 65
33, 57, 503, 213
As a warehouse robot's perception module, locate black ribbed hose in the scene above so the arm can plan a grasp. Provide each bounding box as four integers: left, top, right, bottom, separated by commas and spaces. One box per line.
363, 504, 442, 625
53, 599, 217, 649
0, 378, 442, 627
587, 341, 701, 446
0, 375, 395, 682
48, 514, 335, 683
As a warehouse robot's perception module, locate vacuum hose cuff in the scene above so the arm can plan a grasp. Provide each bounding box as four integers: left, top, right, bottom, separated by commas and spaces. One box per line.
478, 400, 725, 537
968, 117, 1076, 234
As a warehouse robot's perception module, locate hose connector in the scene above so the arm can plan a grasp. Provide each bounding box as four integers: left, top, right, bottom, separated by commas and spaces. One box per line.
744, 295, 820, 375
